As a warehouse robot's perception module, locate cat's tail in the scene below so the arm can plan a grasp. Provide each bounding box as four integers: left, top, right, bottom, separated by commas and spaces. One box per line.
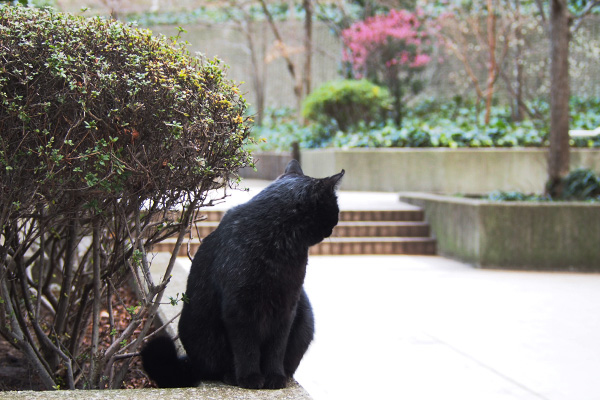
140, 336, 197, 388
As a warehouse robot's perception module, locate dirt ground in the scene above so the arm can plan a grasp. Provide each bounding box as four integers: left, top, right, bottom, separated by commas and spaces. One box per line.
0, 284, 156, 391
0, 335, 44, 391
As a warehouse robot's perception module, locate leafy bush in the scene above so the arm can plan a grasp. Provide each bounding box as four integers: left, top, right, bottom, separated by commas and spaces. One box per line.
0, 6, 251, 390
302, 79, 392, 134
569, 97, 600, 130
561, 168, 600, 200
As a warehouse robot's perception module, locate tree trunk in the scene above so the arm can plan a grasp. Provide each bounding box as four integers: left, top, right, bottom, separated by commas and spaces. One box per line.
303, 0, 313, 98
484, 0, 497, 125
547, 0, 571, 197
512, 0, 524, 122
258, 0, 304, 119
301, 0, 313, 123
243, 18, 267, 126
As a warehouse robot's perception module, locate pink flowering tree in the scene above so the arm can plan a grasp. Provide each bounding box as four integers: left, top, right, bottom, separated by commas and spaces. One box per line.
342, 9, 434, 126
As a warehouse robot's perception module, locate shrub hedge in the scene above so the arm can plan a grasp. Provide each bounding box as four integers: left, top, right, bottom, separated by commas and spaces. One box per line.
302, 79, 392, 134
0, 6, 252, 390
1, 6, 251, 216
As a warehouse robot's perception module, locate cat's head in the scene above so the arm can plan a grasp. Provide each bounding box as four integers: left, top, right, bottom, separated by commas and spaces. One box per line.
278, 160, 345, 245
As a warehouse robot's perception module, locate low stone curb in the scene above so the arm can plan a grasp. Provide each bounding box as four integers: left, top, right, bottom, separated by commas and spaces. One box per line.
0, 381, 311, 399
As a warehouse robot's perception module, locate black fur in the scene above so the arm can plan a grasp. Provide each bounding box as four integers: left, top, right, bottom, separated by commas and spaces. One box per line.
141, 160, 344, 389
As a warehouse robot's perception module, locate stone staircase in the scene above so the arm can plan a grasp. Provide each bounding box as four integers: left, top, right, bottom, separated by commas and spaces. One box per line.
153, 208, 436, 256
312, 209, 436, 255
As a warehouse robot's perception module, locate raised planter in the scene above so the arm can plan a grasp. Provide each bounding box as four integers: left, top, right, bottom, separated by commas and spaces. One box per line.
300, 148, 600, 193
399, 192, 600, 272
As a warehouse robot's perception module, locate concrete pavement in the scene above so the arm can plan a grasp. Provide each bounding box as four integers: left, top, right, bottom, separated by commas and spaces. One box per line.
294, 256, 600, 400
168, 254, 600, 400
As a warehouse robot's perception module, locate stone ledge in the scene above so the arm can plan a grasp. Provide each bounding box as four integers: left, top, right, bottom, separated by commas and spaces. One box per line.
0, 381, 311, 400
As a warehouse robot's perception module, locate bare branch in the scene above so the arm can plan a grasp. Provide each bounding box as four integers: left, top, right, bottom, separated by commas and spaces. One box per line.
257, 0, 302, 101
572, 1, 600, 32
534, 0, 547, 22
139, 310, 182, 343
440, 36, 485, 100
90, 220, 102, 382
54, 220, 79, 338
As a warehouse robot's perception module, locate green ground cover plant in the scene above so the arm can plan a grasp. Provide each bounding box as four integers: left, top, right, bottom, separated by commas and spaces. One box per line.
476, 169, 600, 202
250, 97, 600, 150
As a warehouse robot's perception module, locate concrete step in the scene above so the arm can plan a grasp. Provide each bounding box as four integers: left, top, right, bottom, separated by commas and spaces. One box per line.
155, 208, 437, 256
187, 221, 431, 239
194, 209, 425, 222
152, 239, 202, 257
339, 210, 425, 222
333, 221, 430, 238
309, 237, 436, 256
152, 236, 437, 257
198, 210, 225, 222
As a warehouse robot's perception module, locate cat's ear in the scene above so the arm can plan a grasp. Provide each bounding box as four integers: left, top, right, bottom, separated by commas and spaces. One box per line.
284, 159, 304, 176
323, 169, 345, 191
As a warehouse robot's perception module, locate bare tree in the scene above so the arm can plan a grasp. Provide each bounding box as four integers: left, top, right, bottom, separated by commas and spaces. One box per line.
484, 0, 498, 125
509, 0, 526, 121
258, 0, 314, 118
438, 1, 515, 124
225, 0, 269, 126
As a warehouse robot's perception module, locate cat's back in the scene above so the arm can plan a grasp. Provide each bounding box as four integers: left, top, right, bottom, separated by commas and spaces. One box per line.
214, 176, 307, 237
190, 177, 301, 264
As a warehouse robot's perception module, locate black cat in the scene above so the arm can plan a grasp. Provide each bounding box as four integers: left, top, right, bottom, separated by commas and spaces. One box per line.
141, 160, 344, 389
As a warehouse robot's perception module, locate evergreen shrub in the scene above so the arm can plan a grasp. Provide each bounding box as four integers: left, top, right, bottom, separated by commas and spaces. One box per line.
0, 6, 251, 389
302, 79, 392, 134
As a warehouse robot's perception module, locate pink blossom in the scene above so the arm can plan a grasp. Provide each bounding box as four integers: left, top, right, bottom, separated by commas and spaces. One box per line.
410, 53, 431, 68
399, 51, 410, 64
342, 8, 434, 75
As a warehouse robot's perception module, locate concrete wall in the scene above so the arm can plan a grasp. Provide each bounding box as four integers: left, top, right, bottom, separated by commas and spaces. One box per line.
239, 152, 293, 180
301, 148, 600, 194
400, 193, 600, 271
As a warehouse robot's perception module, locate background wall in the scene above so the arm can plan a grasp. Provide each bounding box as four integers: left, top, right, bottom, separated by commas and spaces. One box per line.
301, 148, 600, 193
150, 17, 600, 111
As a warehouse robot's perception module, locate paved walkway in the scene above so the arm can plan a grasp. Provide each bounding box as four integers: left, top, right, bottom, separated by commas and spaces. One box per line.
295, 256, 600, 400
169, 179, 600, 400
